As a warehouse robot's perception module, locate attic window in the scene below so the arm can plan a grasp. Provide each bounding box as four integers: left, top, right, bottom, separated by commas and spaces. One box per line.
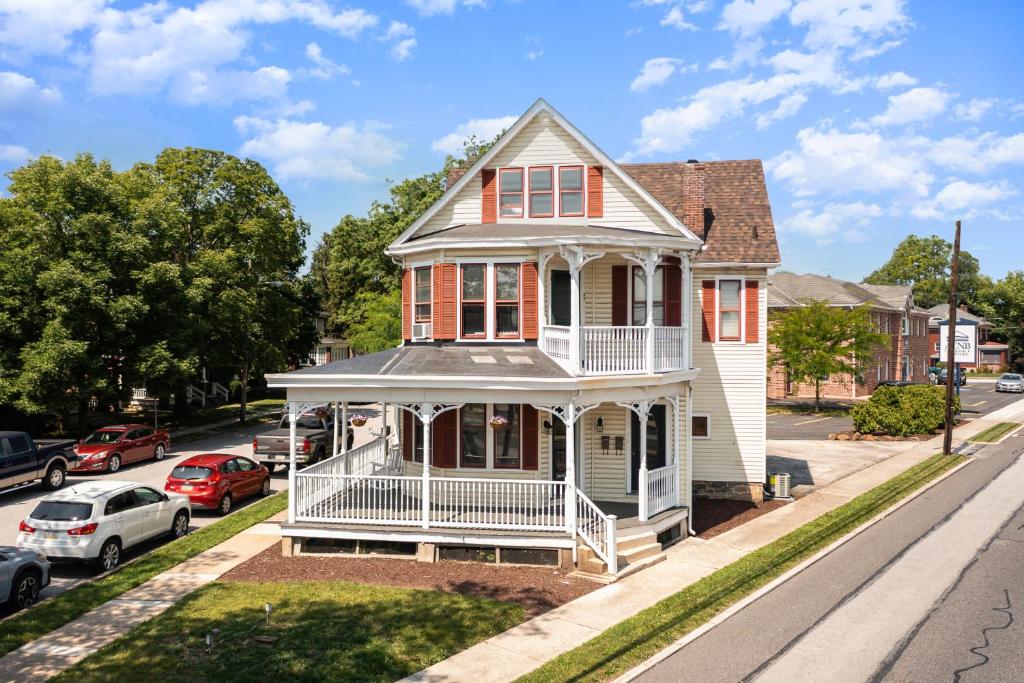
499, 168, 524, 217
559, 166, 584, 216
529, 167, 553, 217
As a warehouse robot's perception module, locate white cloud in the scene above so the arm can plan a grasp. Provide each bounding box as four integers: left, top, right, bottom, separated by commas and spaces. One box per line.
379, 21, 416, 61
661, 6, 698, 30
0, 0, 105, 59
864, 86, 949, 127
432, 115, 517, 155
954, 97, 998, 122
781, 201, 883, 244
911, 180, 1017, 220
405, 0, 484, 16
630, 57, 694, 92
873, 71, 916, 90
850, 38, 902, 61
789, 0, 910, 51
0, 71, 61, 110
755, 92, 808, 128
172, 66, 291, 106
769, 126, 933, 197
383, 21, 415, 40
524, 48, 544, 61
0, 144, 31, 164
718, 0, 791, 37
235, 116, 403, 181
391, 38, 417, 62
708, 37, 765, 71
303, 42, 350, 80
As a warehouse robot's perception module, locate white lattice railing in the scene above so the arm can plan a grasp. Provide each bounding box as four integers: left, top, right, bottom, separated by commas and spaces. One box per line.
652, 327, 686, 372
131, 388, 149, 401
581, 326, 648, 375
576, 490, 618, 574
645, 464, 677, 519
210, 382, 230, 402
543, 325, 571, 362
429, 478, 566, 531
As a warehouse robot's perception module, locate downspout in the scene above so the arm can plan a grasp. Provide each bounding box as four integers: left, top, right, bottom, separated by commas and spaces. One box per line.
686, 383, 695, 536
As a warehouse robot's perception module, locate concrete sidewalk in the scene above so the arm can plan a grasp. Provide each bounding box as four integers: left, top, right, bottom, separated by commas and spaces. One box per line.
405, 398, 1024, 683
0, 513, 284, 683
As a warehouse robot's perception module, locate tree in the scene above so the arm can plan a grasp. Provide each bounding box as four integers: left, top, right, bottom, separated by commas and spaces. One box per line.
988, 271, 1024, 370
768, 302, 890, 412
347, 290, 402, 354
864, 234, 993, 312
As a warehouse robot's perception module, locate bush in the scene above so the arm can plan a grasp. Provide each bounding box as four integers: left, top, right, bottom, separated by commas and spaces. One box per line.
851, 385, 960, 436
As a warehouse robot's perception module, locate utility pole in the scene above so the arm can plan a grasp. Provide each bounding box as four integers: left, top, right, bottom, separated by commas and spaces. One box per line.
942, 220, 961, 456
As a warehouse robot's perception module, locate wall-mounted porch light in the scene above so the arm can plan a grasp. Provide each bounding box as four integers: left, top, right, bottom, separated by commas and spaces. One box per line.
595, 416, 604, 432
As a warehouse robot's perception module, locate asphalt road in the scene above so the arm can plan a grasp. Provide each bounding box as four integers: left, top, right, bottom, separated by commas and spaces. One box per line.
637, 418, 1024, 682
0, 420, 286, 608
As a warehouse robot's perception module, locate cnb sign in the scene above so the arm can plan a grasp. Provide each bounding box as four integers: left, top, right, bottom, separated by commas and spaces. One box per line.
939, 323, 978, 365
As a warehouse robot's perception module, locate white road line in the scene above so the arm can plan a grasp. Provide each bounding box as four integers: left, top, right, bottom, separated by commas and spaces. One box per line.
793, 417, 832, 426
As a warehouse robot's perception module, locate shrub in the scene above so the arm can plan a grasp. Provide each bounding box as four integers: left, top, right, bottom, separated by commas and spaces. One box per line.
851, 385, 960, 436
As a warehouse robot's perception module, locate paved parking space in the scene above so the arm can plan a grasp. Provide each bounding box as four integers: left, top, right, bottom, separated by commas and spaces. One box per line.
767, 413, 854, 440
767, 439, 919, 497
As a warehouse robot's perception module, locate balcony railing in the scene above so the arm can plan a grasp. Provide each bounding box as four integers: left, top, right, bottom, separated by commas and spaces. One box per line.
542, 324, 687, 375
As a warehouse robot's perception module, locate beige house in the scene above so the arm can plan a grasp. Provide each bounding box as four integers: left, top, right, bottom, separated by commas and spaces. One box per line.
267, 99, 780, 576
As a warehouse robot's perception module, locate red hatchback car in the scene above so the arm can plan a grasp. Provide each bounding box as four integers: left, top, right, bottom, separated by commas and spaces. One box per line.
71, 424, 170, 474
165, 454, 271, 515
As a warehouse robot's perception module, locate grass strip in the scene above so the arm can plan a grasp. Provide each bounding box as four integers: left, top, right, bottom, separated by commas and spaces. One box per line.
519, 453, 965, 683
766, 404, 850, 417
0, 491, 288, 658
969, 422, 1020, 443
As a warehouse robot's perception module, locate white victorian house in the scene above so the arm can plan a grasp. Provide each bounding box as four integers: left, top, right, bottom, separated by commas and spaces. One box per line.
266, 99, 780, 577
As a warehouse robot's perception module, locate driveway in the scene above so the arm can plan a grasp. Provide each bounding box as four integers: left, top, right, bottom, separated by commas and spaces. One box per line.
767, 413, 853, 440
767, 439, 919, 498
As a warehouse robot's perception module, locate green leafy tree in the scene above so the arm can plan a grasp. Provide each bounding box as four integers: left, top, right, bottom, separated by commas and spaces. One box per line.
988, 271, 1024, 370
864, 234, 993, 312
769, 302, 890, 412
347, 290, 402, 354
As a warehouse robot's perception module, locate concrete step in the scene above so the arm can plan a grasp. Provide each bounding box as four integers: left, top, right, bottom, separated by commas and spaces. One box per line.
615, 551, 667, 579
619, 541, 662, 564
616, 530, 659, 552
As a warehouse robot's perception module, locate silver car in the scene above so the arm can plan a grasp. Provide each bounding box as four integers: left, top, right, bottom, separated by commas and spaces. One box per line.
0, 546, 50, 611
995, 373, 1024, 393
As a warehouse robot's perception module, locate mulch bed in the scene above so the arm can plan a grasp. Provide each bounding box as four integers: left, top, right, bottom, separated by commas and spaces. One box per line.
221, 545, 598, 617
827, 430, 937, 441
692, 498, 788, 538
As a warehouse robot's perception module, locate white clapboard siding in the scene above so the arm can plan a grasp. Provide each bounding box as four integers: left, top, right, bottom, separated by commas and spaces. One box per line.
690, 268, 768, 484
414, 114, 678, 237
584, 404, 630, 502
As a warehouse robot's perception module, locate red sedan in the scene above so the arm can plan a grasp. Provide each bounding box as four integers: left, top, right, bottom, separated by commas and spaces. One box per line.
165, 454, 271, 515
71, 424, 170, 474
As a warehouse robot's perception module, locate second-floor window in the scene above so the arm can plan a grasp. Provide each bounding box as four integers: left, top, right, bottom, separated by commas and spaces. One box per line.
499, 168, 524, 218
529, 167, 553, 217
559, 166, 584, 216
718, 280, 741, 341
414, 267, 431, 323
461, 264, 486, 337
632, 266, 664, 325
495, 264, 520, 337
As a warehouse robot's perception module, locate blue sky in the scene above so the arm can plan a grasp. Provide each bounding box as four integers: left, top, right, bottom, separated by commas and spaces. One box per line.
1, 0, 1022, 282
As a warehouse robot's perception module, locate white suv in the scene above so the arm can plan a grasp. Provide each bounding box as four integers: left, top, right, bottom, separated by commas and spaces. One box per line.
17, 480, 191, 570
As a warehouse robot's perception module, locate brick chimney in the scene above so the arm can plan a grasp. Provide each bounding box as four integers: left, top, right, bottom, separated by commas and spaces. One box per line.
680, 161, 705, 238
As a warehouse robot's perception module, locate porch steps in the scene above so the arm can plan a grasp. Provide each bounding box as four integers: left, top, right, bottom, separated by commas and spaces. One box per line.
572, 529, 667, 581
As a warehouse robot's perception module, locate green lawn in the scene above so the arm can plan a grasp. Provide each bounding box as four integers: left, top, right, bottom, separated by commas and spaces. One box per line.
518, 453, 965, 683
54, 581, 523, 683
969, 422, 1020, 443
135, 398, 286, 431
0, 493, 288, 658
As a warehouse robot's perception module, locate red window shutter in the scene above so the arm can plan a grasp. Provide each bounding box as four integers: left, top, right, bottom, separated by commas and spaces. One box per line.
436, 263, 458, 340
745, 280, 759, 343
432, 410, 457, 468
521, 404, 538, 470
481, 169, 497, 223
402, 410, 413, 461
401, 268, 412, 341
587, 166, 603, 218
701, 280, 716, 342
430, 264, 442, 329
522, 262, 539, 340
612, 265, 628, 326
664, 263, 682, 327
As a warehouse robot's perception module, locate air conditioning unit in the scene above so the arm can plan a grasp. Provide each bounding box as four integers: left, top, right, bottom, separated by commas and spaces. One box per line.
769, 472, 792, 499
413, 323, 432, 339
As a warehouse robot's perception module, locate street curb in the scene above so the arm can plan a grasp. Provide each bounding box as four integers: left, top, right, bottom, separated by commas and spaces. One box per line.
613, 456, 974, 683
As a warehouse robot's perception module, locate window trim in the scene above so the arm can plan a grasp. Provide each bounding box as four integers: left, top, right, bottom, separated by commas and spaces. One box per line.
459, 263, 487, 339
459, 404, 488, 469
558, 165, 585, 217
493, 263, 521, 339
717, 279, 743, 342
492, 403, 523, 470
498, 167, 524, 218
413, 265, 432, 324
692, 413, 711, 440
528, 166, 554, 218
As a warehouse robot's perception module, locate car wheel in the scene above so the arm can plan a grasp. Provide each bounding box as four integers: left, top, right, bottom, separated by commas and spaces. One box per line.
218, 494, 233, 516
260, 478, 271, 497
96, 538, 121, 571
10, 569, 41, 610
264, 463, 277, 475
107, 454, 121, 473
154, 443, 166, 461
42, 464, 66, 491
171, 510, 189, 539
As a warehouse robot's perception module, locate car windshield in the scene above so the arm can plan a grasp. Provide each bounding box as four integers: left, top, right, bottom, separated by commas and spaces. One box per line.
171, 465, 214, 480
279, 415, 324, 430
82, 430, 123, 444
31, 501, 93, 521
1001, 374, 1023, 381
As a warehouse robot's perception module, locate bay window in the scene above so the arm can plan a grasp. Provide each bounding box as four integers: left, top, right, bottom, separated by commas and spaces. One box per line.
414, 266, 431, 323
559, 166, 584, 216
529, 167, 553, 217
493, 404, 521, 468
461, 264, 486, 337
499, 168, 524, 217
632, 266, 664, 325
495, 263, 520, 337
718, 280, 741, 341
460, 404, 487, 468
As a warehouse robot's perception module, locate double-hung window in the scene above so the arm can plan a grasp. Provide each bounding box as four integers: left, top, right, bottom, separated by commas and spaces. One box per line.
499, 168, 524, 218
495, 264, 520, 337
529, 167, 553, 217
460, 404, 487, 468
632, 266, 664, 326
493, 404, 521, 468
414, 266, 431, 323
461, 264, 486, 337
718, 280, 741, 341
559, 166, 584, 216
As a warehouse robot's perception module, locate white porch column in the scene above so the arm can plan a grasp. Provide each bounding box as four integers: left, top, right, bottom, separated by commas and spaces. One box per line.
618, 399, 655, 522
669, 394, 682, 508
421, 404, 431, 529
341, 401, 349, 474
625, 249, 660, 374
332, 402, 340, 458
537, 249, 551, 351
381, 402, 388, 443
564, 402, 577, 536
559, 246, 604, 375
681, 251, 692, 371
686, 384, 695, 535
287, 400, 297, 523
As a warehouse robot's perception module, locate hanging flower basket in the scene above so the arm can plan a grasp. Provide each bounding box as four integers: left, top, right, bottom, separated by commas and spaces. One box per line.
349, 414, 368, 427
489, 415, 509, 430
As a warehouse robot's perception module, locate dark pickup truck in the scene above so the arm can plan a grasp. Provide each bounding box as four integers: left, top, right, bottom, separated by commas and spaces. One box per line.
0, 431, 78, 492
252, 410, 352, 472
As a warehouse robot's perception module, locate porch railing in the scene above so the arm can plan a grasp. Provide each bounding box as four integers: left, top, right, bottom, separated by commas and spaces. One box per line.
645, 464, 677, 519
542, 325, 571, 362
576, 491, 618, 574
581, 326, 648, 375
652, 327, 686, 372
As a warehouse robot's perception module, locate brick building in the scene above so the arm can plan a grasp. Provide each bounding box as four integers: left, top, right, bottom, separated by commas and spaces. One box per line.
925, 306, 1008, 371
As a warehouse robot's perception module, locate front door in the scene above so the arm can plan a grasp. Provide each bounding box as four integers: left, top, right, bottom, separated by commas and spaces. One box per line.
551, 419, 567, 482
550, 270, 571, 327
630, 405, 667, 493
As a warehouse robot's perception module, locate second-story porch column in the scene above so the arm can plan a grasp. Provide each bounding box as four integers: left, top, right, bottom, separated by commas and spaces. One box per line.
537, 249, 553, 351
681, 251, 693, 371
560, 246, 604, 374
617, 399, 656, 522
625, 249, 660, 374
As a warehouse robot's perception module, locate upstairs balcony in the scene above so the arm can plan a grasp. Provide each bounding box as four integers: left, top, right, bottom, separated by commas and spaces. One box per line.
542, 325, 686, 374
